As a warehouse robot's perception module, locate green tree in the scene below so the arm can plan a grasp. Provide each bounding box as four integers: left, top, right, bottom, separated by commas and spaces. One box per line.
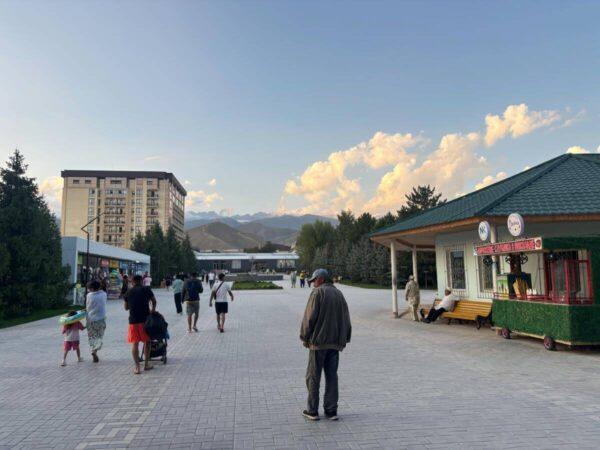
296, 220, 335, 270
179, 235, 198, 274
398, 185, 446, 219
0, 150, 70, 319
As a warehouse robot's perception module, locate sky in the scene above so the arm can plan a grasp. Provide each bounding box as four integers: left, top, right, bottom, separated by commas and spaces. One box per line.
0, 0, 598, 217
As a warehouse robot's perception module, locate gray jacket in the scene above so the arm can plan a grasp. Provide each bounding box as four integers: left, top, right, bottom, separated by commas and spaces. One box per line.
300, 283, 352, 351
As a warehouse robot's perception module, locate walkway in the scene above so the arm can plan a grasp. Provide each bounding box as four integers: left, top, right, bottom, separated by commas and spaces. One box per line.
2, 281, 600, 449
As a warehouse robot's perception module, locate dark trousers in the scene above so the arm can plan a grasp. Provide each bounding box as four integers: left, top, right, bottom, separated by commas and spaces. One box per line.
209, 280, 215, 288
425, 307, 446, 322
174, 292, 182, 314
306, 349, 339, 415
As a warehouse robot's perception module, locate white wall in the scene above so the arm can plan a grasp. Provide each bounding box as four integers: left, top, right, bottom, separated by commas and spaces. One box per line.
434, 220, 600, 301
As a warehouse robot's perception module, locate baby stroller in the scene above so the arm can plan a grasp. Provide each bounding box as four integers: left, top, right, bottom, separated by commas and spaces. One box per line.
144, 311, 169, 364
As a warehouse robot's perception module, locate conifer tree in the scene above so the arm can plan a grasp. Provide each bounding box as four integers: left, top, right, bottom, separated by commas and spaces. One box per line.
0, 150, 70, 318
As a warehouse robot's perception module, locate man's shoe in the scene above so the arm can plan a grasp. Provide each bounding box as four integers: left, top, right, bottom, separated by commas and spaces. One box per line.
419, 308, 425, 319
302, 410, 319, 421
325, 411, 338, 421
92, 352, 99, 363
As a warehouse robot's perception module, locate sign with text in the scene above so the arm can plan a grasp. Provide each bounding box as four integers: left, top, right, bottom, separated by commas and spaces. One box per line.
475, 237, 543, 256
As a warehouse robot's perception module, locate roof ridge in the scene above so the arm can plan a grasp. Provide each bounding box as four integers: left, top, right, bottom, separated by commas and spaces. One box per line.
475, 154, 569, 216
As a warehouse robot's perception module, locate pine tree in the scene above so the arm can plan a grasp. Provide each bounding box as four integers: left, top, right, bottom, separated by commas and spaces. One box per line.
179, 235, 198, 274
0, 150, 70, 319
398, 185, 446, 219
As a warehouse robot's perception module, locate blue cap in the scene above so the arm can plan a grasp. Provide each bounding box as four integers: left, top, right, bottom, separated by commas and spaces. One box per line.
308, 268, 329, 282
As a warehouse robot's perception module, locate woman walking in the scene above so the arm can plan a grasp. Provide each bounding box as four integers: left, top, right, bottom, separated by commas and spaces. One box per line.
86, 280, 107, 363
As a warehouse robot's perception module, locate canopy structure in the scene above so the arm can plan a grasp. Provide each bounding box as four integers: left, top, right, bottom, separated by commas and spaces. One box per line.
370, 153, 600, 316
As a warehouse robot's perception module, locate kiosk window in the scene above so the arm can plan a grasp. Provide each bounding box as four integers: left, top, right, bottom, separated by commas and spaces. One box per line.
446, 249, 466, 290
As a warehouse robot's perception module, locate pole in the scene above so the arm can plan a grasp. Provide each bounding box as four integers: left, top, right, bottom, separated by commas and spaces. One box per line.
390, 240, 398, 317
412, 245, 418, 284
80, 211, 104, 297
491, 224, 498, 293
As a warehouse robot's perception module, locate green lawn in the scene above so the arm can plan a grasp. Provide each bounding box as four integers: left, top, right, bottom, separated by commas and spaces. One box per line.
232, 281, 283, 290
0, 306, 73, 329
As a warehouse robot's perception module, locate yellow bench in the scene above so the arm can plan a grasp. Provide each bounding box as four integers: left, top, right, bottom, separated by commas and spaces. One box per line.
421, 299, 492, 329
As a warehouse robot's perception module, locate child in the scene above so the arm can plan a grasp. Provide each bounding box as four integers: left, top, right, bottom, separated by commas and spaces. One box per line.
61, 311, 85, 366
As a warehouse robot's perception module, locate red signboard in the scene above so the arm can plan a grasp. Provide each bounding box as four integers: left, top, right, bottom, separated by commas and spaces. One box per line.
476, 237, 543, 256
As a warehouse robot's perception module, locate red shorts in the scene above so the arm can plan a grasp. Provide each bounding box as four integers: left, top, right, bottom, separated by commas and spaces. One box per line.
127, 323, 150, 343
64, 341, 80, 351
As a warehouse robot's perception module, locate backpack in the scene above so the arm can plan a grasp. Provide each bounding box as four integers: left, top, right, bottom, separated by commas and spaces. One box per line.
145, 311, 168, 339
186, 279, 203, 301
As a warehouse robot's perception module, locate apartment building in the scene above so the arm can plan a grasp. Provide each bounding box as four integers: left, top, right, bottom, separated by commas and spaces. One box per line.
60, 170, 187, 248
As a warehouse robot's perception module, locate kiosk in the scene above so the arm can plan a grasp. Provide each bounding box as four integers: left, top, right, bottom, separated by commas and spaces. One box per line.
476, 236, 600, 349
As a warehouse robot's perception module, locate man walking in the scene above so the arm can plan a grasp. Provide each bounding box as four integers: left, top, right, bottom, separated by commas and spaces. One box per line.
290, 270, 297, 288
183, 272, 203, 332
208, 271, 216, 288
300, 269, 352, 421
402, 275, 420, 321
124, 274, 157, 374
210, 272, 234, 333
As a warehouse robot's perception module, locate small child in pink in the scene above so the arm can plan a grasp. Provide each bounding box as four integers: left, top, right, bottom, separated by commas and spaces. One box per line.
61, 311, 86, 366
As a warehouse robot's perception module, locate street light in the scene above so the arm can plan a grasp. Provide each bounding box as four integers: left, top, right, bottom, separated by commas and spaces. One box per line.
80, 211, 104, 296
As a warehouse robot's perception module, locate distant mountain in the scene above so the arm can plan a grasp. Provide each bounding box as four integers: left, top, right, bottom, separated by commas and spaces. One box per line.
237, 222, 298, 246
185, 217, 240, 230
186, 222, 263, 251
253, 214, 338, 231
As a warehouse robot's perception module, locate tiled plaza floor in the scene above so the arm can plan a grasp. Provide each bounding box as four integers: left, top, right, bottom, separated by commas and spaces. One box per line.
2, 280, 600, 449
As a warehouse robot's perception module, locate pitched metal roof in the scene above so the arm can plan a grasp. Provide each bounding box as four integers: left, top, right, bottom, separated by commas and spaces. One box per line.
371, 154, 600, 237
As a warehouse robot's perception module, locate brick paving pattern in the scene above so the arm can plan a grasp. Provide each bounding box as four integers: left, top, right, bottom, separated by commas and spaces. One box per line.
2, 280, 600, 449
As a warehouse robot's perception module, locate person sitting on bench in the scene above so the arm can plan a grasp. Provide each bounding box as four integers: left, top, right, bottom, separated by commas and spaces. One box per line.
421, 289, 455, 323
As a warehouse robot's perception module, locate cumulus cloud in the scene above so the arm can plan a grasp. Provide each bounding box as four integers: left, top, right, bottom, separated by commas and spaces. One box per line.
364, 132, 485, 213
185, 190, 223, 211
282, 132, 422, 214
566, 146, 589, 154
39, 176, 63, 215
475, 172, 508, 190
208, 178, 217, 187
484, 103, 561, 146
281, 103, 573, 216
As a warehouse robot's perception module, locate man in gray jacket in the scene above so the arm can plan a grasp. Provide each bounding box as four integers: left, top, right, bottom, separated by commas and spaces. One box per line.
300, 269, 352, 421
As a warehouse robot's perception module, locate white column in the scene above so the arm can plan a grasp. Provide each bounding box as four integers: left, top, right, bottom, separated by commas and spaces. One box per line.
412, 245, 418, 283
490, 225, 498, 293
390, 240, 399, 317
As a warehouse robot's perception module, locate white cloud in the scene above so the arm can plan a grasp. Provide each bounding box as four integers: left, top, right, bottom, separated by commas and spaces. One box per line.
185, 190, 223, 211
143, 155, 163, 161
560, 109, 586, 128
281, 132, 422, 215
566, 146, 589, 154
39, 176, 63, 215
484, 103, 561, 146
364, 132, 485, 213
475, 171, 508, 190
208, 178, 217, 187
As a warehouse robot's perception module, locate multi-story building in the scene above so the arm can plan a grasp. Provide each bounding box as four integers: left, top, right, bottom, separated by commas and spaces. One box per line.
60, 170, 187, 248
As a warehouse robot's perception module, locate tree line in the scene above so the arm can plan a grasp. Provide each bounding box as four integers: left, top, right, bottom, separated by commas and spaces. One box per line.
295, 186, 445, 288
131, 224, 197, 285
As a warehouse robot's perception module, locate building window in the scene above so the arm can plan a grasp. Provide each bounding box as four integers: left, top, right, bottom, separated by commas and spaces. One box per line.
232, 260, 241, 270
73, 179, 80, 184
446, 248, 466, 290
89, 189, 95, 195
88, 198, 95, 205
147, 180, 153, 185
110, 180, 121, 185
84, 179, 91, 184
477, 256, 496, 292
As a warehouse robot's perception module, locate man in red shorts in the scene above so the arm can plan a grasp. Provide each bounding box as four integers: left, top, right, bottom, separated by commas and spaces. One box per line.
124, 274, 157, 374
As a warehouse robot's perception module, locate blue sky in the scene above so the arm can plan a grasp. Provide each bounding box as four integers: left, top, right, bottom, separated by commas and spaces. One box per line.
0, 0, 598, 216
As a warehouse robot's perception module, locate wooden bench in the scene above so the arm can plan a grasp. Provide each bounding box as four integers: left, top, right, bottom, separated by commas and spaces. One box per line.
421, 299, 492, 329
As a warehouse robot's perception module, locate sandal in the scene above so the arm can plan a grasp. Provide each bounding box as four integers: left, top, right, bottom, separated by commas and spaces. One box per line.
133, 367, 141, 375
144, 365, 154, 371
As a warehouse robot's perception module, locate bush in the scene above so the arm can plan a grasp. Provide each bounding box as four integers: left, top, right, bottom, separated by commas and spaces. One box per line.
232, 281, 283, 290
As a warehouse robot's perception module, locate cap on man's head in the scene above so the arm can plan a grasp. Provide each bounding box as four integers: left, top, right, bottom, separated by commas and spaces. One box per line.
308, 268, 329, 282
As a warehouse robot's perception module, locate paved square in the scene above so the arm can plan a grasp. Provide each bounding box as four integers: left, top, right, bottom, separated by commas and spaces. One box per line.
2, 280, 600, 449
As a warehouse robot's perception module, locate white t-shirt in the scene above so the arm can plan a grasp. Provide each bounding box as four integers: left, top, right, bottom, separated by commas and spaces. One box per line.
437, 293, 455, 311
143, 276, 152, 287
208, 273, 215, 281
212, 281, 232, 302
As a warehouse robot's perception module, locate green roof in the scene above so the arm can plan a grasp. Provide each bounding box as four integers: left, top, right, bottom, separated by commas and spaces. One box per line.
371, 153, 600, 237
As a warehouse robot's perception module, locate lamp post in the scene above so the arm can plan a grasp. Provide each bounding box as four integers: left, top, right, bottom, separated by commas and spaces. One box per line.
80, 211, 104, 296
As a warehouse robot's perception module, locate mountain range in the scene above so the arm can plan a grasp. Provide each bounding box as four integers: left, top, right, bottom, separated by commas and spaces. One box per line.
185, 213, 337, 251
